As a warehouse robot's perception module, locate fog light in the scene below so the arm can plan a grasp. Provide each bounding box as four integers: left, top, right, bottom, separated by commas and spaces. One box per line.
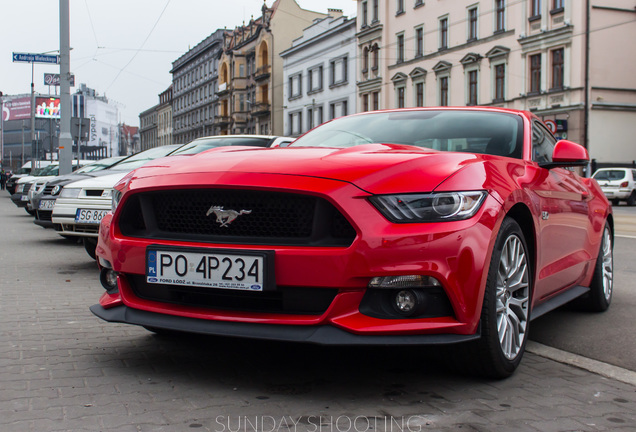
100, 268, 118, 293
393, 290, 420, 315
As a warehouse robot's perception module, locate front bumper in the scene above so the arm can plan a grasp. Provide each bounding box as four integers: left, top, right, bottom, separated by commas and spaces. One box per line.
52, 197, 108, 237
11, 193, 29, 207
89, 303, 480, 345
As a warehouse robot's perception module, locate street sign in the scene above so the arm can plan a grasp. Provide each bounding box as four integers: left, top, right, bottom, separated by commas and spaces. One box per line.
12, 52, 60, 65
71, 117, 90, 141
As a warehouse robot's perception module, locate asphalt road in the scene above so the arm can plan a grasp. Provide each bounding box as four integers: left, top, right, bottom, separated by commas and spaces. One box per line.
530, 204, 636, 371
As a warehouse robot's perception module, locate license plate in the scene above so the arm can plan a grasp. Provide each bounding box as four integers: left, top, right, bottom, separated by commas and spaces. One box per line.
146, 247, 274, 291
39, 200, 55, 210
75, 208, 109, 223
21, 195, 29, 201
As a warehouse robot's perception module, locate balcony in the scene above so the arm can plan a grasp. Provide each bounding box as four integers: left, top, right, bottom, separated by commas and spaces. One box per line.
216, 82, 229, 97
254, 65, 271, 82
250, 102, 271, 117
212, 116, 231, 127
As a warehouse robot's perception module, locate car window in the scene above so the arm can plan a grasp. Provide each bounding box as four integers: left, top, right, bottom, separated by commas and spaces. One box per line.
289, 110, 524, 159
593, 170, 626, 181
532, 122, 557, 163
170, 137, 272, 156
109, 145, 181, 171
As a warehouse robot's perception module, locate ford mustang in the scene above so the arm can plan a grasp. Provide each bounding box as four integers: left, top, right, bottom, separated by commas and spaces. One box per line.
91, 107, 613, 378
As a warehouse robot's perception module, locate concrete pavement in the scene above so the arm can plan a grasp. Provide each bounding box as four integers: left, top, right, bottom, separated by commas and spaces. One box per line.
1, 194, 636, 432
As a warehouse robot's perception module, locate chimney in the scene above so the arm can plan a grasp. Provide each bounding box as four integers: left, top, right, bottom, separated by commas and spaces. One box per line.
328, 8, 343, 19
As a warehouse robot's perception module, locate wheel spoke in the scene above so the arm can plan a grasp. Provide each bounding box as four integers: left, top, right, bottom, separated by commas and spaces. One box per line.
496, 233, 529, 360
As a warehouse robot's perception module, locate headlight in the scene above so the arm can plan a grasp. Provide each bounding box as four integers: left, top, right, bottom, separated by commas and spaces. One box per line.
369, 191, 487, 222
60, 187, 81, 198
111, 189, 123, 213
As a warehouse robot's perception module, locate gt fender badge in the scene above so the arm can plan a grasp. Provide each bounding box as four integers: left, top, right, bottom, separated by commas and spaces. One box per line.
206, 205, 252, 227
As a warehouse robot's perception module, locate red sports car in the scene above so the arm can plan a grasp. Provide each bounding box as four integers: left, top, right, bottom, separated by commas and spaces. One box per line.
91, 107, 613, 378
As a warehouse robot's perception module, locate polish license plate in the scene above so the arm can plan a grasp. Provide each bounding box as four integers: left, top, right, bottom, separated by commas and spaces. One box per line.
21, 195, 29, 201
39, 200, 55, 210
75, 208, 109, 223
146, 247, 274, 291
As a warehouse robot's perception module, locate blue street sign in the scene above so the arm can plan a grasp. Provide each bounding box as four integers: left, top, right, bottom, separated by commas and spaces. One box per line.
12, 52, 60, 65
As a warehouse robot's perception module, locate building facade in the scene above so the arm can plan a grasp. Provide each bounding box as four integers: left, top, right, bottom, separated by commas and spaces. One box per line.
281, 10, 357, 137
356, 0, 636, 166
170, 29, 225, 144
217, 0, 326, 136
139, 105, 158, 151
157, 85, 173, 147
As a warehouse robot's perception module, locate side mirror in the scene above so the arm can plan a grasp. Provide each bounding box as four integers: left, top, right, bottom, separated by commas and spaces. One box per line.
539, 139, 589, 169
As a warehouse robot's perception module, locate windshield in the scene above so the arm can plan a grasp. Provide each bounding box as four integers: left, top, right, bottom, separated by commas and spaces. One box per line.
290, 110, 524, 158
75, 156, 124, 173
109, 145, 181, 171
170, 137, 273, 156
593, 170, 626, 181
36, 165, 60, 176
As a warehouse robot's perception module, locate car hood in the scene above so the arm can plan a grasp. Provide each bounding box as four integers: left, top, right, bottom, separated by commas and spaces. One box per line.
63, 172, 130, 190
131, 145, 485, 194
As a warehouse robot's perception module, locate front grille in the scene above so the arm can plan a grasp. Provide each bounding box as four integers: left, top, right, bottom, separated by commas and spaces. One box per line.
62, 224, 99, 234
36, 210, 52, 222
118, 189, 357, 247
128, 275, 337, 315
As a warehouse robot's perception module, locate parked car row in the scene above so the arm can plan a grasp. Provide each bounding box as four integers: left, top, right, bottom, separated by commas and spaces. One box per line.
5, 109, 615, 379
8, 135, 294, 258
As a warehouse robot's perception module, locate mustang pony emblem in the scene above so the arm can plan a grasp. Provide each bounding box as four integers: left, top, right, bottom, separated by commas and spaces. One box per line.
206, 206, 252, 227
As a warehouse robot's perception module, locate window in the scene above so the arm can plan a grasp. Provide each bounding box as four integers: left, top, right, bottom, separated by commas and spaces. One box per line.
552, 0, 564, 11
289, 111, 303, 135
397, 0, 404, 14
372, 92, 379, 110
329, 100, 348, 120
468, 70, 478, 105
440, 77, 449, 106
439, 17, 449, 50
551, 48, 564, 89
362, 48, 369, 73
363, 93, 369, 112
362, 1, 368, 26
372, 0, 378, 22
415, 27, 424, 57
372, 45, 379, 70
495, 64, 505, 101
529, 54, 541, 93
397, 86, 405, 108
308, 66, 323, 92
397, 34, 405, 63
288, 73, 302, 99
532, 122, 556, 163
531, 0, 541, 18
415, 82, 424, 106
306, 106, 322, 130
468, 7, 478, 41
330, 56, 348, 86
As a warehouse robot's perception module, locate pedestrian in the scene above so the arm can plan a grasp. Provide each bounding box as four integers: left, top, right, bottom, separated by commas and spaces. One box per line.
0, 169, 7, 190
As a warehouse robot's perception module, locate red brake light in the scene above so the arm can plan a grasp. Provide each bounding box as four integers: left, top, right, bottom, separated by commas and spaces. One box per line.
621, 181, 629, 188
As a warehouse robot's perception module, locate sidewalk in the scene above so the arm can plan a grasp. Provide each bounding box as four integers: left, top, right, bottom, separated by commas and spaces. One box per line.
1, 194, 635, 432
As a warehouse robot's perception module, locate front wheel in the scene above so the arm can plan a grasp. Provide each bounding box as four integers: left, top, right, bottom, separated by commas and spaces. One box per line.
464, 218, 532, 379
83, 237, 98, 260
573, 221, 613, 312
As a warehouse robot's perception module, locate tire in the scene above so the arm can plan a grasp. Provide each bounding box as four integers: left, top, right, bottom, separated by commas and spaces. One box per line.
83, 237, 98, 260
463, 218, 532, 379
573, 221, 613, 312
612, 199, 620, 207
627, 192, 636, 206
26, 208, 35, 216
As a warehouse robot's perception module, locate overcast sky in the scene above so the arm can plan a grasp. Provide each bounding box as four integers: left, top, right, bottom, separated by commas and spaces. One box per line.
1, 0, 357, 125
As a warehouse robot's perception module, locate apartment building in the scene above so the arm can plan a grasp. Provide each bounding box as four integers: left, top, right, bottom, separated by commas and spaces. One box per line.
356, 0, 636, 165
281, 10, 357, 137
157, 85, 173, 147
217, 0, 326, 136
170, 29, 225, 144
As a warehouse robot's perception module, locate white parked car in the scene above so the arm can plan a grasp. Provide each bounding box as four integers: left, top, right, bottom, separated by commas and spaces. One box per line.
592, 168, 636, 206
51, 145, 182, 258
